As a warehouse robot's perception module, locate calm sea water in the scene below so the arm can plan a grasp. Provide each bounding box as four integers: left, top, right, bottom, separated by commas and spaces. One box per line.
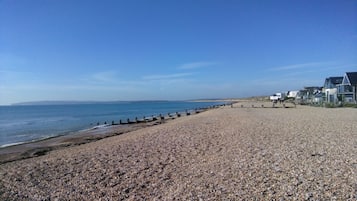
0, 101, 223, 147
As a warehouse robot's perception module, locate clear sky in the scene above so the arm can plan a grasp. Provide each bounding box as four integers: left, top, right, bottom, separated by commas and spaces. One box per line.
1, 0, 356, 105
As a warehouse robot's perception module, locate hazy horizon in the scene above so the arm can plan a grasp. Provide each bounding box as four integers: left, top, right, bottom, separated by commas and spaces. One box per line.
9, 98, 231, 106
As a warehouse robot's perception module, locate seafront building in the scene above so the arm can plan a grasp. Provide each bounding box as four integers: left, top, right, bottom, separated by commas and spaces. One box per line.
320, 72, 357, 105
295, 87, 322, 104
337, 72, 357, 103
277, 72, 357, 106
322, 76, 343, 104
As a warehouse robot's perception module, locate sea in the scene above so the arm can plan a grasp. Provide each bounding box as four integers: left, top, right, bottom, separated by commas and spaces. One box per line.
0, 101, 225, 147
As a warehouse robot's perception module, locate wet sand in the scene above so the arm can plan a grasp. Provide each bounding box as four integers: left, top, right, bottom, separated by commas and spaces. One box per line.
0, 123, 149, 164
0, 102, 356, 200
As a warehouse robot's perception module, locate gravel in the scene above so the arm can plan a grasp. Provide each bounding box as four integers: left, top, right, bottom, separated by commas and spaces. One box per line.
1, 102, 356, 200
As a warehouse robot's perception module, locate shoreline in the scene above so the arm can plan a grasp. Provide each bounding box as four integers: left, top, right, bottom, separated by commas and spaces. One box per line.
0, 106, 219, 164
0, 124, 114, 149
0, 100, 295, 164
0, 101, 230, 148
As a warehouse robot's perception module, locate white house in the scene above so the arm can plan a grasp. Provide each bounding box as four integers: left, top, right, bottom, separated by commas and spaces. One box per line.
323, 76, 343, 103
287, 91, 299, 98
338, 72, 357, 103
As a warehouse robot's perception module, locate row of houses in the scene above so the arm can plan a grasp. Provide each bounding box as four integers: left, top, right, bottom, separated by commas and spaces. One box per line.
287, 72, 357, 105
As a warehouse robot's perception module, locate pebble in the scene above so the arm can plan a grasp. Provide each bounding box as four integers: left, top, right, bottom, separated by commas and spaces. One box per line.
0, 103, 356, 200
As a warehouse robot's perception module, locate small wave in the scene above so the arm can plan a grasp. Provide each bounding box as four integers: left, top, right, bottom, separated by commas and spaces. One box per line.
90, 124, 110, 130
0, 135, 60, 148
0, 141, 26, 148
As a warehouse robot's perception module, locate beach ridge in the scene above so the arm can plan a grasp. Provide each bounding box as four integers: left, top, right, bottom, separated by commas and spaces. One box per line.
0, 102, 356, 200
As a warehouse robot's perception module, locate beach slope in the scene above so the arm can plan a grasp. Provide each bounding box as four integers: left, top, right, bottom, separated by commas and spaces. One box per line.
1, 103, 356, 200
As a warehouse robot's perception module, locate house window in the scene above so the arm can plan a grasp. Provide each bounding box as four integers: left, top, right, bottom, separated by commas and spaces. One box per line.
343, 85, 353, 93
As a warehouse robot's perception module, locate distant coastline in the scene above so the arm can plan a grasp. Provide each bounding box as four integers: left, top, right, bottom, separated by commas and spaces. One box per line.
11, 99, 235, 106
11, 100, 171, 106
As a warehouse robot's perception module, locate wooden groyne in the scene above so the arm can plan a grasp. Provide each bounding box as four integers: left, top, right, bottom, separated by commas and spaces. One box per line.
94, 103, 231, 127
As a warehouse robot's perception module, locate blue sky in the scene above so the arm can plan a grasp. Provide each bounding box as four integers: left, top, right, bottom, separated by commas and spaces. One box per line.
0, 0, 356, 105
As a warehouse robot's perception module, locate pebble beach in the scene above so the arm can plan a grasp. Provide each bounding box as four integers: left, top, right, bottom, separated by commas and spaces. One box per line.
1, 102, 356, 200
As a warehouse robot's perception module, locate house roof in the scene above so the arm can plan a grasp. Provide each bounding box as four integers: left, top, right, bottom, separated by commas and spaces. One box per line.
325, 76, 343, 85
346, 72, 357, 85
